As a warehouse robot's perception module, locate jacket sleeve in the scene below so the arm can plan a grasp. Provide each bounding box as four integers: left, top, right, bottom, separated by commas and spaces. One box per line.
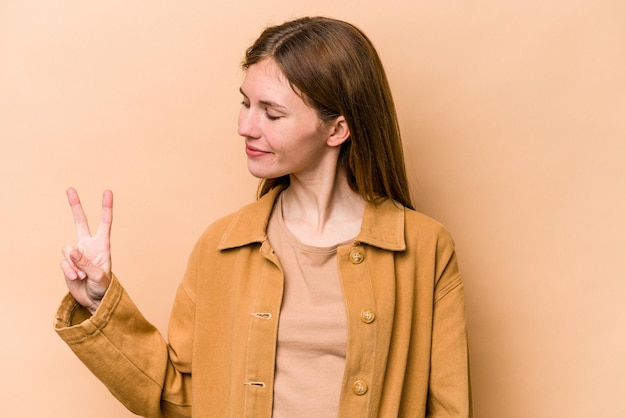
426, 231, 473, 417
53, 274, 194, 418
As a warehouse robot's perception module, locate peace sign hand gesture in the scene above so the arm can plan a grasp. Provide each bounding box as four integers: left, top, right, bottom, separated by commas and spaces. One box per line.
60, 188, 113, 315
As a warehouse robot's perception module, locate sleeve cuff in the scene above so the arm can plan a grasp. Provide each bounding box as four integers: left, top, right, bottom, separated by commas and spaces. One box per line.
53, 274, 124, 343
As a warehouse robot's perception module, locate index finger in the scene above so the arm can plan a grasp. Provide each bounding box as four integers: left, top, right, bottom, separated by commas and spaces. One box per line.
96, 189, 113, 238
66, 187, 92, 239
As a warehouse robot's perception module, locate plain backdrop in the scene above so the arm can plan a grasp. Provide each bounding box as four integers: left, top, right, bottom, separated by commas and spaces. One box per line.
1, 1, 625, 417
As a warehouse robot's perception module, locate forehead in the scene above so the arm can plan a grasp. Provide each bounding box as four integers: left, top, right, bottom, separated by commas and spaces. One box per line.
240, 59, 299, 102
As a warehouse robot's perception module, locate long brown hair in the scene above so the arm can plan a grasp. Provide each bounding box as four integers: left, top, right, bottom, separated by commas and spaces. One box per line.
243, 16, 414, 209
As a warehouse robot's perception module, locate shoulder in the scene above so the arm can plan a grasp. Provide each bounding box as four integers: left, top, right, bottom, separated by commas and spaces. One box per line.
200, 211, 239, 242
403, 208, 456, 253
404, 208, 449, 235
184, 212, 238, 261
192, 188, 282, 253
401, 208, 461, 290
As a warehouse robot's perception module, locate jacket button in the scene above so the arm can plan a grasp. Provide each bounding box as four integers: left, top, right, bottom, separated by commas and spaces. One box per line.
350, 249, 364, 264
352, 380, 368, 396
360, 309, 375, 324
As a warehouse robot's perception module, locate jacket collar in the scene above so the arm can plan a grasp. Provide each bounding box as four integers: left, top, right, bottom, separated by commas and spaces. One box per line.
217, 186, 406, 252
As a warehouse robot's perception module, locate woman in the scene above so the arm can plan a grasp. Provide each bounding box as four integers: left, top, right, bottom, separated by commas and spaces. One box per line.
55, 16, 472, 417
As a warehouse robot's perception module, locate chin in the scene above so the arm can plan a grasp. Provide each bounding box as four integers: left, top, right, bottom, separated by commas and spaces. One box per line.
247, 162, 287, 180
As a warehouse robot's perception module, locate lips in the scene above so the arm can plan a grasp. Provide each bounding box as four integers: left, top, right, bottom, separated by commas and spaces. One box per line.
245, 144, 271, 158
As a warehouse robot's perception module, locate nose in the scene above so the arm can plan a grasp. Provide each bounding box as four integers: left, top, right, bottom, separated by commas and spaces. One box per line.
237, 107, 260, 139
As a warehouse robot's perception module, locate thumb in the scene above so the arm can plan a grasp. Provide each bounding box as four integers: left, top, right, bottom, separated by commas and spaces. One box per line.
70, 249, 107, 280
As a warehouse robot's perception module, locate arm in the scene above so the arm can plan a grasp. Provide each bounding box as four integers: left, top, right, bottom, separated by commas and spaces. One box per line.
55, 188, 193, 417
54, 275, 193, 417
427, 233, 473, 417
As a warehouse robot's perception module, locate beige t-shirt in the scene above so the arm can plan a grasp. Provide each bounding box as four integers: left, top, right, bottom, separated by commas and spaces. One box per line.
267, 194, 348, 418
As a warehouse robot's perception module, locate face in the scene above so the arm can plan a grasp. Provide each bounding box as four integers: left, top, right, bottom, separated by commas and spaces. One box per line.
237, 58, 342, 180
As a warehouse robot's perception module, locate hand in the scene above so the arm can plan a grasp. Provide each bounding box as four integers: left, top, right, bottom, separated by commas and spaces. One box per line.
60, 188, 113, 314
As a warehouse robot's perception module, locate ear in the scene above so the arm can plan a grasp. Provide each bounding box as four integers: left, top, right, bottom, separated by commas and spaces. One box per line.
326, 116, 351, 148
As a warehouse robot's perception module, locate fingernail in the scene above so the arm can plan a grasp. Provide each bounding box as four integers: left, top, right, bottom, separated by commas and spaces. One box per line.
78, 271, 87, 279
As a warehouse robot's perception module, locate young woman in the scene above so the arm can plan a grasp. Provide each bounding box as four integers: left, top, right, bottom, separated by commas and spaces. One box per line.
55, 16, 472, 417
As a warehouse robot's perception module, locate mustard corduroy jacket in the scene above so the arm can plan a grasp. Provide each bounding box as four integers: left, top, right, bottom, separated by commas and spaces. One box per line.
54, 186, 472, 417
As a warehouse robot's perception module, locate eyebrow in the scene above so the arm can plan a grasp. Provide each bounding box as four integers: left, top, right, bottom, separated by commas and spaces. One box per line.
239, 88, 287, 110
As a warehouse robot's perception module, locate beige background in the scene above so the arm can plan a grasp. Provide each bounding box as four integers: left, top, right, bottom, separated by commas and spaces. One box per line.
1, 0, 624, 417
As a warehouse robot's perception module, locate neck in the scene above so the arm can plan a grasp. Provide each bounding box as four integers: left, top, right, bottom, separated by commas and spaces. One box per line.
281, 168, 366, 246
